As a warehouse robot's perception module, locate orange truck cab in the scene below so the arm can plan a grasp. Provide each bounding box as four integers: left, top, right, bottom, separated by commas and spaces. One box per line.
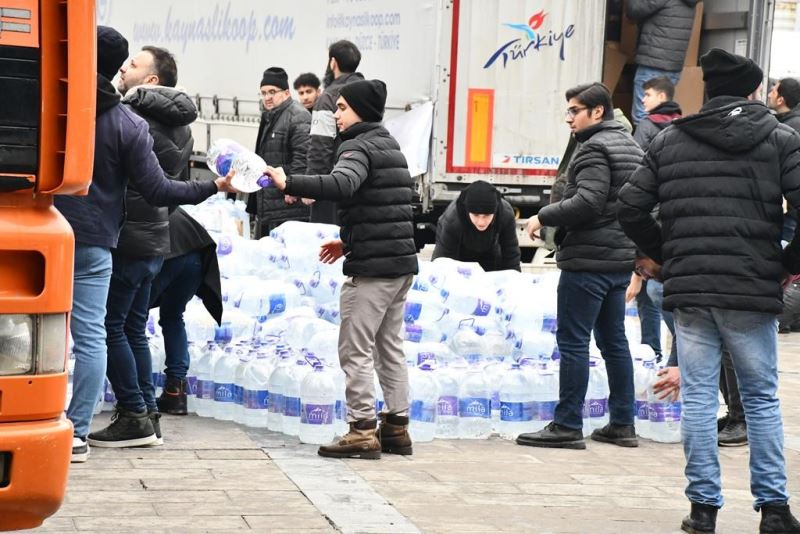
0, 0, 96, 530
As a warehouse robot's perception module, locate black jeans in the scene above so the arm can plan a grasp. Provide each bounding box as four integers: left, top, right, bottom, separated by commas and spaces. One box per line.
553, 271, 635, 429
720, 350, 744, 424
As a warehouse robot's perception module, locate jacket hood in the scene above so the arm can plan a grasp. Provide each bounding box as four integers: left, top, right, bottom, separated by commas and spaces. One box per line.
649, 100, 683, 118
574, 119, 629, 143
123, 85, 197, 127
673, 97, 778, 153
329, 72, 365, 89
96, 74, 121, 116
777, 107, 800, 124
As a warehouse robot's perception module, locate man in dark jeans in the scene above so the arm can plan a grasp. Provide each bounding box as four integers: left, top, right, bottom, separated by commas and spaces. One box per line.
521, 82, 643, 449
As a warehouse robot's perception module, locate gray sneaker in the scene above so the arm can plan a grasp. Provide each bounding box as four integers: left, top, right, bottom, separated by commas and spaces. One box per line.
718, 420, 747, 447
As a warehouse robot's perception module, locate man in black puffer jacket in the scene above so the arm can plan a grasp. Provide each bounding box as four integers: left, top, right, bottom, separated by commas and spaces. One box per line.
627, 0, 699, 125
520, 82, 642, 451
267, 79, 418, 460
90, 46, 204, 449
618, 49, 800, 534
432, 180, 520, 272
248, 67, 311, 237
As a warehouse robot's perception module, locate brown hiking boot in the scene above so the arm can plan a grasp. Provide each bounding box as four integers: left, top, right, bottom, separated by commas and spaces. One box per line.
379, 413, 413, 455
318, 419, 381, 459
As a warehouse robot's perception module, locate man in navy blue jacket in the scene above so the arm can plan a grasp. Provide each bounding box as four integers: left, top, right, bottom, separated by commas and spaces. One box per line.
56, 26, 235, 463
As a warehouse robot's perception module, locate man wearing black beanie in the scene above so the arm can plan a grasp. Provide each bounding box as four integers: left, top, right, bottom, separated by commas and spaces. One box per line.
618, 48, 800, 533
57, 26, 236, 463
432, 180, 521, 272
265, 79, 418, 460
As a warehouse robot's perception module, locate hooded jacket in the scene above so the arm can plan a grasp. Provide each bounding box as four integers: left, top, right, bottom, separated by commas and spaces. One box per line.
54, 75, 217, 249
115, 86, 197, 257
432, 188, 521, 272
777, 107, 800, 133
627, 0, 700, 72
537, 120, 643, 272
618, 97, 800, 313
285, 121, 418, 278
634, 101, 682, 151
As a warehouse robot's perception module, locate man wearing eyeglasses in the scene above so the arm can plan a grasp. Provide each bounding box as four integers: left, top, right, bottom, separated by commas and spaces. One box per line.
247, 67, 311, 238
519, 82, 643, 451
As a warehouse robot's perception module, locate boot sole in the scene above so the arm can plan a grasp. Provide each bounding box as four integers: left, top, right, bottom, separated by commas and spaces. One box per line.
87, 434, 158, 448
591, 434, 639, 448
515, 437, 586, 449
317, 449, 382, 460
681, 522, 715, 534
71, 450, 89, 463
382, 446, 413, 455
718, 440, 747, 447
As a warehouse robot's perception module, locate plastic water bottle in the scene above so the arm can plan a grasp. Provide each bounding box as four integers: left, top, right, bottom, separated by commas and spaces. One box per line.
194, 342, 222, 417
333, 367, 348, 436
206, 138, 272, 193
267, 350, 292, 432
434, 364, 460, 439
634, 359, 656, 440
648, 370, 681, 443
403, 323, 446, 343
483, 357, 506, 428
440, 285, 494, 317
283, 358, 311, 436
185, 342, 203, 414
374, 375, 385, 415
242, 347, 274, 428
582, 359, 610, 436
497, 364, 535, 439
409, 363, 439, 442
458, 356, 492, 439
233, 348, 255, 424
299, 364, 337, 445
212, 345, 240, 421
532, 363, 559, 431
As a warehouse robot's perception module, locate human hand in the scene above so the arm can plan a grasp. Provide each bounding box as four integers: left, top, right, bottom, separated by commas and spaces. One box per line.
652, 366, 681, 402
625, 273, 642, 303
285, 195, 299, 205
215, 170, 239, 193
264, 165, 287, 191
301, 197, 315, 206
319, 239, 345, 264
526, 215, 542, 240
634, 256, 662, 282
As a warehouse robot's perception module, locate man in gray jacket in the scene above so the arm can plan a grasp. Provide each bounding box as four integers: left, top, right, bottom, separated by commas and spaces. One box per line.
627, 0, 699, 125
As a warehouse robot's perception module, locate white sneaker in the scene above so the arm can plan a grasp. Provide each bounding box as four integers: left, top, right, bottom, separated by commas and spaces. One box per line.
71, 436, 89, 463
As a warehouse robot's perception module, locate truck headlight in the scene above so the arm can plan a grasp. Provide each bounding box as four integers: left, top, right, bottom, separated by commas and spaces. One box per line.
0, 313, 67, 375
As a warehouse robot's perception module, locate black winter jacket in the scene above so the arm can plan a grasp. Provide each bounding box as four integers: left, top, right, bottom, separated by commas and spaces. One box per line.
285, 121, 418, 278
618, 97, 800, 314
250, 98, 311, 237
432, 189, 520, 272
628, 0, 699, 72
634, 101, 682, 151
115, 86, 197, 257
306, 72, 365, 224
777, 108, 800, 133
537, 121, 642, 272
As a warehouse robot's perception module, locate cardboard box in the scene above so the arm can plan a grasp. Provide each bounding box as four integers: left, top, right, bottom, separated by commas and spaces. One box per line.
603, 41, 628, 92
674, 66, 704, 115
684, 2, 704, 67
620, 8, 638, 61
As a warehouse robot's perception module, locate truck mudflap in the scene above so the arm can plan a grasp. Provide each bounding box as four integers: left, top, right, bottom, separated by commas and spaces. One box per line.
0, 416, 72, 531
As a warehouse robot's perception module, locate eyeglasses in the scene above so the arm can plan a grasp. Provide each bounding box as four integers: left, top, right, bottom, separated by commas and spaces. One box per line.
565, 106, 589, 119
260, 89, 285, 98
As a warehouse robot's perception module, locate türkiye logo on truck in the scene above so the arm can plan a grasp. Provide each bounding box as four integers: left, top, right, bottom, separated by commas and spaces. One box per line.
484, 9, 576, 69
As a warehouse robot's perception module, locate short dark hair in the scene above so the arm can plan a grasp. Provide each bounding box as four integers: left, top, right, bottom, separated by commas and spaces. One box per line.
142, 45, 177, 88
778, 77, 800, 109
642, 76, 675, 101
328, 40, 361, 73
293, 72, 321, 90
565, 82, 614, 120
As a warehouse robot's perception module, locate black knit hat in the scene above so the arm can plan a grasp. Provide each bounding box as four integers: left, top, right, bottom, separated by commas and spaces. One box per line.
463, 181, 498, 214
97, 26, 129, 80
260, 67, 289, 90
700, 48, 764, 99
339, 79, 387, 122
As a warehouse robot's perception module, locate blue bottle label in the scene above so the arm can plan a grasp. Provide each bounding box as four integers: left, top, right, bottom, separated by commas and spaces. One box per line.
410, 400, 436, 423
472, 299, 492, 317
405, 302, 422, 322
335, 399, 346, 420
284, 396, 301, 417
582, 398, 608, 418
186, 376, 197, 397
269, 393, 284, 414
301, 403, 334, 425
375, 399, 385, 413
243, 389, 269, 410
437, 395, 458, 417
197, 379, 215, 400
214, 383, 235, 403
649, 402, 681, 423
234, 384, 243, 406
500, 401, 535, 422
459, 397, 491, 418
533, 400, 557, 421
405, 324, 422, 342
635, 400, 649, 421
491, 391, 500, 411
269, 295, 286, 315
416, 352, 436, 365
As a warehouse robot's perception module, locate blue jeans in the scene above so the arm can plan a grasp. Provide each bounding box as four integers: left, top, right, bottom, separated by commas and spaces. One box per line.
105, 254, 164, 413
636, 279, 662, 357
632, 66, 682, 125
675, 307, 788, 509
67, 244, 113, 438
646, 280, 677, 363
148, 251, 204, 379
554, 271, 635, 429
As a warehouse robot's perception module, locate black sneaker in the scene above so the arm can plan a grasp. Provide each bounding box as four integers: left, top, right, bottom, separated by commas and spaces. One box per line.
140, 410, 163, 447
760, 503, 800, 533
516, 421, 586, 449
156, 376, 188, 415
717, 415, 729, 433
87, 406, 157, 448
591, 423, 639, 448
718, 420, 747, 447
681, 502, 718, 533
71, 436, 89, 463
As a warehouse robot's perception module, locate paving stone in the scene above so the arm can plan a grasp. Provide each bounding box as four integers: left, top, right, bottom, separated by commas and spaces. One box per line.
32, 517, 76, 532
195, 449, 268, 460
52, 503, 156, 517
65, 490, 231, 504
241, 514, 334, 530
72, 515, 249, 531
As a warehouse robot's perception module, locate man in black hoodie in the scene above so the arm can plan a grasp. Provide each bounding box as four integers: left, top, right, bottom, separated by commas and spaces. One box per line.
618, 49, 800, 534
432, 180, 520, 272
